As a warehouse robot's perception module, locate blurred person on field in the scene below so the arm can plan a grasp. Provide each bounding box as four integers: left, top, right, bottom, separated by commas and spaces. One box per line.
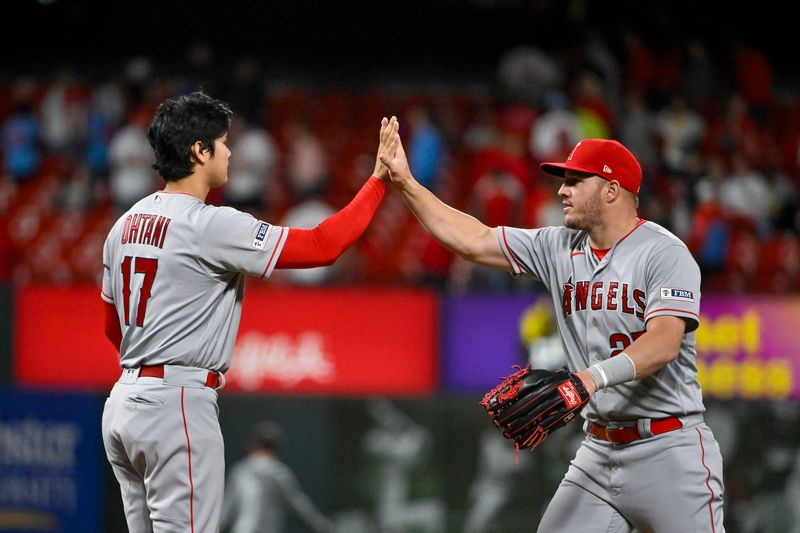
221, 421, 334, 533
108, 105, 157, 212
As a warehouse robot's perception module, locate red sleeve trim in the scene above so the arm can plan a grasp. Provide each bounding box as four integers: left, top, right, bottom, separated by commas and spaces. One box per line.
501, 227, 523, 273
261, 226, 286, 278
101, 290, 114, 302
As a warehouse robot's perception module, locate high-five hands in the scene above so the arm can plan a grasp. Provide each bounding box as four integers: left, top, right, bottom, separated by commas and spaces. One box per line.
373, 116, 400, 182
379, 120, 413, 191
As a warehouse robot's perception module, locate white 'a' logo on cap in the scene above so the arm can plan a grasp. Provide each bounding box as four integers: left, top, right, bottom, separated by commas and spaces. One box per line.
603, 165, 612, 173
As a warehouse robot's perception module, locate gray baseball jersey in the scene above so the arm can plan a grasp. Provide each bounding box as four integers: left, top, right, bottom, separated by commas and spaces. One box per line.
101, 190, 288, 373
498, 219, 704, 422
101, 190, 289, 532
498, 220, 725, 532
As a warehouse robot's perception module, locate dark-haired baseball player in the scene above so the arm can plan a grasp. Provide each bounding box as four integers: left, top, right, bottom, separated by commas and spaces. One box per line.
101, 91, 398, 532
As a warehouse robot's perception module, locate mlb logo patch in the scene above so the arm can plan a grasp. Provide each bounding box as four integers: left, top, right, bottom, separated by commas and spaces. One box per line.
252, 222, 271, 250
660, 288, 694, 302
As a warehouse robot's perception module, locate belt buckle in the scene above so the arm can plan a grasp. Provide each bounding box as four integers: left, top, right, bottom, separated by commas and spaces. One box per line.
604, 425, 625, 444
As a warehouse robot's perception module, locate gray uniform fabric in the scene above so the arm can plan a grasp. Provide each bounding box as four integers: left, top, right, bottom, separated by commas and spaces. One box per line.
101, 191, 288, 372
101, 191, 287, 532
497, 220, 725, 532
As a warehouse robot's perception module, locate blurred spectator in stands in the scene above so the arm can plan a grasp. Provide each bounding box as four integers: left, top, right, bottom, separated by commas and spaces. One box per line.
497, 45, 562, 105
123, 56, 154, 109
719, 153, 774, 235
54, 162, 93, 213
468, 166, 524, 229
85, 81, 126, 195
582, 32, 622, 116
618, 91, 659, 185
656, 95, 705, 174
683, 40, 720, 110
406, 105, 444, 189
223, 115, 279, 216
2, 99, 40, 183
224, 57, 265, 128
621, 31, 657, 98
691, 157, 730, 276
529, 90, 580, 163
221, 421, 334, 533
456, 165, 526, 291
573, 69, 613, 140
108, 105, 156, 212
283, 120, 329, 202
708, 94, 764, 166
40, 69, 88, 159
184, 42, 218, 96
734, 43, 773, 124
463, 104, 500, 153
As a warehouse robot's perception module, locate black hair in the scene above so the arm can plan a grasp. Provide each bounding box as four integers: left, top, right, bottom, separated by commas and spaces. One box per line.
147, 91, 233, 182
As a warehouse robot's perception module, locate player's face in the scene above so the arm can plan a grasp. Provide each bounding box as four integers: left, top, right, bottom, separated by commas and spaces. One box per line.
208, 134, 231, 188
558, 171, 605, 231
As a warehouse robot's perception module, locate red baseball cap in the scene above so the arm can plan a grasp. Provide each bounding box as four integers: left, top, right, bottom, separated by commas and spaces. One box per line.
540, 139, 643, 195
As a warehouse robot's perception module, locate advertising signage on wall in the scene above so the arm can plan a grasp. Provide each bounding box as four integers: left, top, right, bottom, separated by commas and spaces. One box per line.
442, 293, 799, 401
443, 292, 563, 392
0, 389, 102, 532
694, 296, 797, 400
15, 286, 437, 395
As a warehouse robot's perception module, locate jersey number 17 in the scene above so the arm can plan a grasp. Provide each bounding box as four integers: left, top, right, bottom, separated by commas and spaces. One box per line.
121, 255, 158, 327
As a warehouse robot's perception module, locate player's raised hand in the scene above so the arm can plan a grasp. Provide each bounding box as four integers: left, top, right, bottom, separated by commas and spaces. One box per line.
373, 116, 399, 182
379, 120, 412, 190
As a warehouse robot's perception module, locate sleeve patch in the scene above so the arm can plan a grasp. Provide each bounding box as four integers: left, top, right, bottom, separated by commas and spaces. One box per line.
660, 288, 694, 302
252, 222, 271, 250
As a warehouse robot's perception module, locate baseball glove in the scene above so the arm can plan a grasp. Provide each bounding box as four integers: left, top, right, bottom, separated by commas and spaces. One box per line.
480, 365, 589, 452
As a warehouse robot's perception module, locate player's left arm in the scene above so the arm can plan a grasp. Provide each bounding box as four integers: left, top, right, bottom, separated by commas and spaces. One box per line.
576, 243, 700, 396
576, 315, 685, 395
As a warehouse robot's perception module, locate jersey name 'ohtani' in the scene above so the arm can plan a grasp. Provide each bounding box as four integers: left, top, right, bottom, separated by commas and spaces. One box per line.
119, 213, 172, 248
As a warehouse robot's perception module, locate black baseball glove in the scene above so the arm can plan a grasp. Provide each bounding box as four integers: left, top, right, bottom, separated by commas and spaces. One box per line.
480, 365, 590, 451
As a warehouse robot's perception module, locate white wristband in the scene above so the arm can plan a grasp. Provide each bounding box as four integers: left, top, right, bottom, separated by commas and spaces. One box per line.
588, 352, 637, 390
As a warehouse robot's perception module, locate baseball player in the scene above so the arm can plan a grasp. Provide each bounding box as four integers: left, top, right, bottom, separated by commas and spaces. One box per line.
380, 135, 725, 532
100, 91, 399, 532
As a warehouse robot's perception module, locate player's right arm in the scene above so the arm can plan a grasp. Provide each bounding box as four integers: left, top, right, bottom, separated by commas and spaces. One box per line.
380, 132, 513, 271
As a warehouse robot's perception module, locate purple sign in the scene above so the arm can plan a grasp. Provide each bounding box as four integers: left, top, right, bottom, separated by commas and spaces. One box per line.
443, 293, 557, 391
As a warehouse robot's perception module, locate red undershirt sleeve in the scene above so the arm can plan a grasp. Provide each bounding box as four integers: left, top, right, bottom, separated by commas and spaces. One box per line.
105, 302, 122, 351
275, 177, 387, 269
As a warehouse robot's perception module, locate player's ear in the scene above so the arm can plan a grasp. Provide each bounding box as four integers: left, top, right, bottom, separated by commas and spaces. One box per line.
606, 180, 621, 203
190, 140, 206, 163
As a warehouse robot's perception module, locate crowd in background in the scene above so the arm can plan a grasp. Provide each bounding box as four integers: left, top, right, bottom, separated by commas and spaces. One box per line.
1, 34, 799, 292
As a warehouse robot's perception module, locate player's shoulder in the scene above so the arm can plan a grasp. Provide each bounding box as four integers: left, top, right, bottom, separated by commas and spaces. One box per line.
511, 225, 585, 251
638, 221, 691, 251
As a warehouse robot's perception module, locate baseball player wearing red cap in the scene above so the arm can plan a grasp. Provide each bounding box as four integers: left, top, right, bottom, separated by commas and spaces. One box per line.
100, 91, 399, 532
381, 134, 724, 532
